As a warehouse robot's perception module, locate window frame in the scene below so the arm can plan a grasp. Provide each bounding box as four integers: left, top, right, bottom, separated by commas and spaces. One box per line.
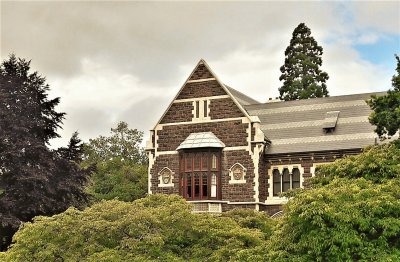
179, 149, 221, 200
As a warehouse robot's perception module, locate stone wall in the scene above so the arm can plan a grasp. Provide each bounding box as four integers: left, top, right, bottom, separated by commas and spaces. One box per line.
157, 121, 248, 151
160, 102, 193, 124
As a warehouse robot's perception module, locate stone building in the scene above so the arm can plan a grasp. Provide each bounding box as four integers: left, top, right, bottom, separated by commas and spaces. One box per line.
146, 59, 384, 215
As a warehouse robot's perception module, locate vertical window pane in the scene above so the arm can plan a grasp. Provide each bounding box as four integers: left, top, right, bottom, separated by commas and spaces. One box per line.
194, 153, 201, 170
180, 174, 184, 197
194, 174, 200, 198
273, 169, 281, 196
211, 173, 217, 197
282, 168, 290, 192
204, 100, 208, 117
186, 154, 192, 171
202, 173, 208, 198
196, 101, 199, 118
212, 154, 217, 169
292, 168, 301, 189
201, 153, 208, 171
187, 174, 192, 198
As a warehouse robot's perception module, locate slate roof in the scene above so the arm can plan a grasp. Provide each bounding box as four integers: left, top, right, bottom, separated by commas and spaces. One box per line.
177, 132, 226, 150
244, 92, 387, 155
225, 85, 259, 106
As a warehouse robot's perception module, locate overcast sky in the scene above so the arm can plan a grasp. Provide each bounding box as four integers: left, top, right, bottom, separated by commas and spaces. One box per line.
1, 1, 399, 148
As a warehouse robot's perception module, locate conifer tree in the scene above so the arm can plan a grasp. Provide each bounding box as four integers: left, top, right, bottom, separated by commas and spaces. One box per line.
279, 23, 329, 101
0, 55, 90, 250
368, 55, 400, 139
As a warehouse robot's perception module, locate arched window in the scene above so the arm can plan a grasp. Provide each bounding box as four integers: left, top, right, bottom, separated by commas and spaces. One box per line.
273, 169, 281, 196
272, 166, 302, 195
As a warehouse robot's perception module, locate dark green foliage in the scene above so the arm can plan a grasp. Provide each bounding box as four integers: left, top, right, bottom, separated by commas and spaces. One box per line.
83, 121, 148, 202
57, 131, 84, 162
312, 143, 400, 186
0, 55, 90, 251
1, 195, 272, 261
259, 143, 400, 261
87, 158, 147, 202
368, 55, 400, 139
265, 178, 400, 261
279, 23, 329, 101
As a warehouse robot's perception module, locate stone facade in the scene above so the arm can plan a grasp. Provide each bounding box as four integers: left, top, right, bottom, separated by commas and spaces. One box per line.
146, 59, 379, 216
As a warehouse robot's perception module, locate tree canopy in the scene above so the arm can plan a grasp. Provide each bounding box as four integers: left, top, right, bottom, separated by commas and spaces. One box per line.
368, 54, 400, 139
2, 195, 275, 261
278, 23, 329, 101
83, 121, 148, 202
83, 121, 147, 165
0, 55, 90, 250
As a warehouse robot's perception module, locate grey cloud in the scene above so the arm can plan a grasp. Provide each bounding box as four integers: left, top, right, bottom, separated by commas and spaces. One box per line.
2, 1, 339, 83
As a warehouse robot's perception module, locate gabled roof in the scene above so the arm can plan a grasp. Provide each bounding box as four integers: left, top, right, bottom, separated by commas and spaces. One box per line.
177, 132, 225, 150
152, 59, 257, 130
224, 85, 259, 106
245, 92, 387, 155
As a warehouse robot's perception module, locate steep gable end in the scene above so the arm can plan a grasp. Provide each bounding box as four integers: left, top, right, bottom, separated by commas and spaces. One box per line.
155, 59, 254, 127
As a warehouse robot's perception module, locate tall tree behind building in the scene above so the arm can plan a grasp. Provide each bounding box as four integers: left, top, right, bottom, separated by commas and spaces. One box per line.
0, 55, 90, 250
368, 54, 400, 139
83, 121, 148, 202
279, 23, 329, 101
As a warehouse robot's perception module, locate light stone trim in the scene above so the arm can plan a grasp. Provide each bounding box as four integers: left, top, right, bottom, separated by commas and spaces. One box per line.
186, 77, 216, 83
266, 164, 305, 205
147, 151, 155, 194
156, 117, 249, 127
158, 167, 175, 188
173, 95, 230, 103
249, 100, 367, 115
156, 146, 249, 156
192, 99, 211, 122
222, 146, 248, 151
273, 133, 376, 145
228, 163, 247, 184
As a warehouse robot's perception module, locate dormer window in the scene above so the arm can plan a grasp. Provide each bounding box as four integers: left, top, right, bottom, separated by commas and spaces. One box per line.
323, 111, 340, 133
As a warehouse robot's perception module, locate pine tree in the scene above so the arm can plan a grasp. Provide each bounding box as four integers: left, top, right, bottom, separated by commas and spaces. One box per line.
368, 55, 400, 139
279, 23, 329, 101
0, 55, 90, 250
57, 131, 84, 162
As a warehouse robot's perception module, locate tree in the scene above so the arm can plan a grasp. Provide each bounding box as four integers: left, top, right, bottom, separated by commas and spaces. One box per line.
0, 55, 90, 250
83, 121, 148, 202
57, 131, 84, 162
1, 195, 273, 261
257, 142, 400, 261
368, 55, 400, 139
264, 178, 400, 261
278, 23, 329, 101
83, 121, 147, 165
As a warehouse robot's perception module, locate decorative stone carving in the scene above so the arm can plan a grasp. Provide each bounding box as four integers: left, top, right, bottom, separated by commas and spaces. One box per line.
229, 163, 246, 184
158, 167, 174, 187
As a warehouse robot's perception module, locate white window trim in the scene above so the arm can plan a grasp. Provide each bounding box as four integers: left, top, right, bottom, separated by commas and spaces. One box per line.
266, 164, 304, 205
158, 167, 174, 188
228, 163, 247, 184
192, 99, 211, 122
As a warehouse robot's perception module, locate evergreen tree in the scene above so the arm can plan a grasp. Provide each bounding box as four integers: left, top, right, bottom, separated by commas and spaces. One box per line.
57, 131, 84, 162
368, 55, 400, 139
0, 55, 90, 250
279, 23, 329, 101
